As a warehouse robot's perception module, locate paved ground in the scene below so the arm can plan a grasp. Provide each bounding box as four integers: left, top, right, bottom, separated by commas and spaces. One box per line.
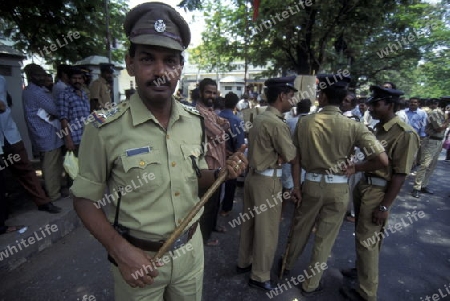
0, 153, 449, 301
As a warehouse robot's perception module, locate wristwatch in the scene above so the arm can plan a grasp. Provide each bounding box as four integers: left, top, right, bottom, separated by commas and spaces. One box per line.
379, 205, 389, 212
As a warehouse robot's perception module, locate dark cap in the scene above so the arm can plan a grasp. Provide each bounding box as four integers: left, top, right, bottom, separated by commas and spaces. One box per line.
429, 98, 440, 105
264, 76, 298, 92
68, 66, 85, 77
99, 63, 114, 74
317, 74, 351, 90
124, 2, 191, 51
367, 85, 404, 105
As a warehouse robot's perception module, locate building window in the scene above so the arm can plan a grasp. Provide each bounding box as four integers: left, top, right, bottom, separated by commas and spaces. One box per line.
237, 86, 242, 91
224, 86, 232, 90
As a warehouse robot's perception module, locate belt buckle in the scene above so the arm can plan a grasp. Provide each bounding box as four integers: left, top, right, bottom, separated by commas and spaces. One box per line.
312, 173, 319, 180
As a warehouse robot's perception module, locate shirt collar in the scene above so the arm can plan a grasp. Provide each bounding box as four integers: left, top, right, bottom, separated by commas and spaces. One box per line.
129, 94, 191, 127
379, 115, 401, 131
220, 108, 234, 115
196, 101, 213, 112
266, 106, 284, 119
320, 105, 342, 113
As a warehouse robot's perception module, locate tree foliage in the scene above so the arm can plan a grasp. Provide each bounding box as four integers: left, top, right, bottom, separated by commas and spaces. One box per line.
188, 0, 249, 74
182, 0, 450, 97
0, 0, 128, 66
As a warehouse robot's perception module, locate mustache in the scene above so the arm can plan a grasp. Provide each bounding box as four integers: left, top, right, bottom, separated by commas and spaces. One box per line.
147, 77, 171, 87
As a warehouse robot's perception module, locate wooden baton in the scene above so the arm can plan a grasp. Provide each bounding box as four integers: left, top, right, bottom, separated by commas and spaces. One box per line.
153, 170, 229, 261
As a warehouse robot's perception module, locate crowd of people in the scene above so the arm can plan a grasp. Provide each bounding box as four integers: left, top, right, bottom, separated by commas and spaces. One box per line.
1, 2, 449, 301
0, 61, 116, 235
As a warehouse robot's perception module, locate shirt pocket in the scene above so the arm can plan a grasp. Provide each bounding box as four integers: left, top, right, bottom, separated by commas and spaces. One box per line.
120, 151, 163, 191
180, 144, 202, 183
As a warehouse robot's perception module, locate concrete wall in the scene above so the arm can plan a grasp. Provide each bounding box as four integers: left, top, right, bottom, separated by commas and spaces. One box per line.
0, 56, 32, 159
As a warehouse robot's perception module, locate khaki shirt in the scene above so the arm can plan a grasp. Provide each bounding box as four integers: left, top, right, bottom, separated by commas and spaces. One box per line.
425, 108, 446, 139
71, 95, 208, 240
370, 116, 419, 181
89, 77, 111, 108
294, 106, 383, 174
247, 106, 296, 171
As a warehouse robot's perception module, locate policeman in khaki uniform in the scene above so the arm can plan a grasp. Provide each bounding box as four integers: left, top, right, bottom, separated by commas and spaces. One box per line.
89, 63, 114, 110
340, 86, 420, 301
286, 75, 389, 297
412, 98, 449, 198
237, 76, 297, 291
71, 3, 247, 301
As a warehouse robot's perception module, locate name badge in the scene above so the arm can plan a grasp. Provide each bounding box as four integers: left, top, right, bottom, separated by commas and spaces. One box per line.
126, 146, 151, 157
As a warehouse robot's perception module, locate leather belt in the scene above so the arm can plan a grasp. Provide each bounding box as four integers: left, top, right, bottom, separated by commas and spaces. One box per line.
365, 175, 388, 187
305, 173, 348, 184
108, 221, 198, 266
255, 168, 282, 177
428, 136, 443, 141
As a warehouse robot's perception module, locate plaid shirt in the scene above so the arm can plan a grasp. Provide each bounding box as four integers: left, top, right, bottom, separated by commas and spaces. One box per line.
58, 86, 90, 145
23, 82, 63, 152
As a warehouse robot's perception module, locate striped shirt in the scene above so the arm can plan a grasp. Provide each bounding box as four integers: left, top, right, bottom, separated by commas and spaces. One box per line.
196, 102, 229, 169
23, 82, 63, 152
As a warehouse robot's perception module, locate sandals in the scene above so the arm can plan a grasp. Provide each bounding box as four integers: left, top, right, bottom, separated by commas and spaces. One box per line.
214, 226, 227, 233
0, 225, 27, 235
205, 239, 219, 247
219, 211, 231, 217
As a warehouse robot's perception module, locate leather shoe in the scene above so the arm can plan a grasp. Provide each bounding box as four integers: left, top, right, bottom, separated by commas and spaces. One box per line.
420, 187, 434, 194
339, 285, 365, 301
38, 202, 62, 214
248, 279, 278, 291
411, 189, 420, 198
301, 283, 324, 297
236, 264, 252, 274
341, 267, 357, 279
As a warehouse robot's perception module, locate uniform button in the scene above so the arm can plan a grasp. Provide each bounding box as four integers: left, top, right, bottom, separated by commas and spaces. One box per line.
174, 192, 180, 197
139, 160, 145, 167
171, 162, 176, 167
166, 134, 170, 139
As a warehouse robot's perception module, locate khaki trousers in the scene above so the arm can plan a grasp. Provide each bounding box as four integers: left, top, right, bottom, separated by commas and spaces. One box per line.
112, 229, 204, 301
413, 138, 442, 190
40, 147, 63, 201
354, 180, 387, 301
237, 171, 283, 282
285, 178, 348, 292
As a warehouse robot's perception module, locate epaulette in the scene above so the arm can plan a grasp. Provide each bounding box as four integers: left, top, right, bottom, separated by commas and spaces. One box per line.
91, 101, 130, 128
181, 103, 201, 116
396, 120, 415, 133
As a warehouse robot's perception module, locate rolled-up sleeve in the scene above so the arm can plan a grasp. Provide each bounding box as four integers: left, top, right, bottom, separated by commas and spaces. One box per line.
355, 124, 385, 160
58, 91, 70, 120
71, 123, 108, 202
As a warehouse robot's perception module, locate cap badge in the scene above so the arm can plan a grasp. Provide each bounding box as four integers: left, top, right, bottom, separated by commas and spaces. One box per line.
154, 20, 166, 33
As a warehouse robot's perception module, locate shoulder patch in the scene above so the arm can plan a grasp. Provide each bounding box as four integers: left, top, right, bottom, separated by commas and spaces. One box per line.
181, 103, 201, 116
91, 101, 130, 128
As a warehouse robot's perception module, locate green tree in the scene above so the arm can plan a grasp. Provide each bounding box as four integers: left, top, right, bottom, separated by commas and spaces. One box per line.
181, 0, 449, 96
188, 0, 249, 73
0, 0, 128, 65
